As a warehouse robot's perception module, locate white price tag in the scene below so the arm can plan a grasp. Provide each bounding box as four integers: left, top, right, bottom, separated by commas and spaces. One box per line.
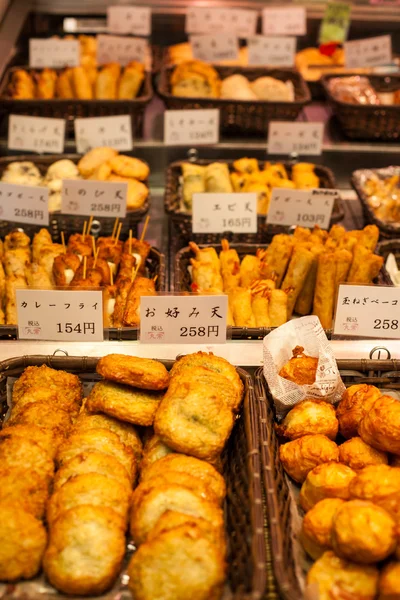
29, 39, 80, 68
140, 295, 227, 344
16, 289, 104, 341
186, 7, 257, 36
0, 182, 49, 225
74, 115, 133, 154
192, 193, 257, 234
96, 34, 148, 66
190, 34, 239, 63
268, 122, 324, 156
267, 188, 337, 229
164, 109, 219, 146
334, 284, 400, 339
262, 7, 306, 36
247, 35, 296, 67
344, 35, 392, 68
62, 179, 127, 219
8, 115, 65, 154
107, 6, 151, 36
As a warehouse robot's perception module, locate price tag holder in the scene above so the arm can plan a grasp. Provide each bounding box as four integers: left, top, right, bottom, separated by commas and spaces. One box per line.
262, 7, 306, 36
164, 109, 219, 146
190, 34, 239, 63
186, 7, 257, 36
192, 192, 257, 234
334, 284, 400, 339
319, 2, 351, 45
140, 295, 227, 344
107, 6, 151, 36
96, 34, 148, 66
344, 35, 392, 68
266, 188, 337, 229
0, 182, 49, 226
74, 115, 133, 154
62, 179, 127, 219
8, 115, 65, 154
268, 122, 324, 156
29, 39, 80, 68
247, 35, 296, 67
16, 289, 104, 341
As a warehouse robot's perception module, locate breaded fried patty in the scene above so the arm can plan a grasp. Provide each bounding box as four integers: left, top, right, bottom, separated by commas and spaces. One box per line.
13, 365, 82, 411
0, 423, 61, 458
171, 366, 240, 412
0, 467, 49, 518
96, 354, 169, 390
0, 434, 54, 484
140, 435, 175, 476
6, 401, 72, 438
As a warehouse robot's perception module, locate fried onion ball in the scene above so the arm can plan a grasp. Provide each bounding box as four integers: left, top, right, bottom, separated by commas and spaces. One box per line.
349, 465, 400, 503
378, 562, 400, 599
339, 436, 388, 471
280, 434, 339, 483
275, 399, 338, 441
0, 467, 49, 519
359, 395, 400, 455
331, 500, 396, 564
336, 384, 381, 439
300, 462, 357, 512
0, 433, 54, 485
0, 502, 47, 581
140, 435, 175, 477
278, 346, 318, 385
301, 498, 345, 560
96, 354, 169, 390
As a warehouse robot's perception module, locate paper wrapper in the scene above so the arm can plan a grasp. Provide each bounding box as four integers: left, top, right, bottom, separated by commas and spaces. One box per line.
263, 315, 345, 419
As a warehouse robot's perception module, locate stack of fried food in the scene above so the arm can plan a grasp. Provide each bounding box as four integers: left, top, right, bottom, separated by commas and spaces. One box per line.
360, 169, 400, 224
275, 349, 400, 599
187, 223, 383, 330
167, 42, 249, 67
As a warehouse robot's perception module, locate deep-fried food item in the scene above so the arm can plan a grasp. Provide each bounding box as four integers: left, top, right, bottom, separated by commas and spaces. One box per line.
0, 467, 49, 519
96, 354, 169, 391
52, 252, 81, 286
379, 562, 400, 600
77, 147, 119, 178
300, 462, 357, 512
347, 244, 383, 284
279, 346, 318, 385
181, 366, 241, 412
301, 498, 345, 560
359, 395, 400, 455
123, 276, 156, 326
332, 500, 396, 564
339, 436, 388, 471
229, 287, 255, 326
0, 503, 47, 582
349, 465, 400, 502
43, 505, 126, 596
268, 289, 288, 327
374, 491, 400, 528
281, 246, 314, 318
118, 61, 145, 99
333, 248, 353, 300
12, 364, 82, 411
140, 435, 175, 476
5, 275, 27, 325
0, 423, 60, 459
279, 434, 339, 483
67, 233, 92, 257
3, 248, 30, 277
123, 238, 151, 272
95, 63, 120, 99
336, 384, 381, 439
295, 244, 325, 316
25, 262, 53, 288
240, 254, 261, 288
4, 230, 30, 251
9, 69, 35, 99
260, 234, 294, 287
276, 400, 338, 440
71, 66, 93, 99
219, 239, 240, 290
56, 68, 74, 98
313, 252, 337, 329
107, 174, 149, 210
0, 433, 54, 485
36, 68, 57, 98
7, 400, 73, 437
109, 155, 149, 181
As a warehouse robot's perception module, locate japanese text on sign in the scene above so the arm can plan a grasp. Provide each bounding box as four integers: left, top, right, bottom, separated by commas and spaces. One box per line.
16, 289, 104, 341
190, 34, 239, 63
29, 39, 80, 68
185, 7, 257, 36
319, 2, 351, 44
164, 109, 219, 146
140, 295, 228, 344
107, 6, 151, 36
0, 182, 49, 225
61, 179, 127, 219
96, 34, 148, 66
192, 192, 257, 234
74, 115, 133, 154
262, 7, 306, 36
266, 188, 337, 229
344, 35, 392, 68
247, 35, 296, 67
8, 115, 65, 154
334, 285, 400, 339
268, 122, 324, 156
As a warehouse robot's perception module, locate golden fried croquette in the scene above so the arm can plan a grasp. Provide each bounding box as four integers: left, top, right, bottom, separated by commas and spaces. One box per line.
339, 437, 388, 471
349, 465, 400, 502
279, 434, 339, 483
0, 433, 54, 485
0, 467, 49, 519
109, 155, 149, 180
13, 364, 82, 411
77, 147, 118, 178
375, 491, 400, 528
276, 400, 338, 441
279, 346, 318, 385
336, 384, 381, 439
0, 423, 61, 459
359, 396, 400, 455
331, 500, 396, 564
11, 386, 80, 418
6, 401, 73, 437
173, 366, 241, 413
306, 551, 379, 600
0, 502, 47, 581
127, 523, 225, 600
378, 562, 400, 599
300, 462, 357, 512
301, 498, 345, 560
43, 505, 126, 596
96, 354, 169, 391
140, 435, 175, 476
86, 380, 163, 427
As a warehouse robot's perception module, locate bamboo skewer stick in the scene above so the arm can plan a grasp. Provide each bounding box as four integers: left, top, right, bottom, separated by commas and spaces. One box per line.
87, 215, 93, 235
61, 231, 66, 253
83, 256, 87, 280
91, 236, 96, 257
114, 222, 122, 245
82, 221, 87, 236
140, 215, 150, 242
111, 218, 119, 239
109, 264, 114, 287
129, 229, 132, 255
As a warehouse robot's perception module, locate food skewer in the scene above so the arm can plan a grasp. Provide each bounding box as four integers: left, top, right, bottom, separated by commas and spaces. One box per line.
111, 217, 119, 239
140, 215, 150, 243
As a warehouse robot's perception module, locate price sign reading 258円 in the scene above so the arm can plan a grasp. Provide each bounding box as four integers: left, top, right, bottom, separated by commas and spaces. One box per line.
61, 179, 127, 219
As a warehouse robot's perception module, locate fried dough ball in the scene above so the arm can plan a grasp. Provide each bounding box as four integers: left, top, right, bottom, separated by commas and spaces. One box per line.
140, 435, 175, 476
0, 467, 49, 519
276, 400, 338, 441
300, 462, 357, 512
339, 437, 388, 471
127, 523, 225, 600
0, 502, 47, 581
43, 505, 126, 596
331, 500, 396, 564
378, 562, 400, 599
280, 434, 339, 483
96, 354, 169, 390
301, 498, 345, 559
0, 433, 54, 485
0, 423, 60, 459
307, 551, 379, 600
279, 346, 318, 385
13, 364, 82, 411
7, 400, 73, 438
337, 384, 382, 439
86, 380, 163, 427
359, 396, 400, 455
349, 465, 400, 503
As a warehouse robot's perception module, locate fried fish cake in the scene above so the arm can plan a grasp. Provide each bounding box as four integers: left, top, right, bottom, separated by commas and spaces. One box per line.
349, 465, 400, 503
300, 462, 357, 512
77, 147, 118, 178
0, 502, 47, 581
301, 498, 345, 560
96, 354, 170, 391
173, 366, 240, 413
0, 434, 54, 485
7, 401, 73, 438
10, 386, 79, 417
127, 523, 225, 600
337, 384, 382, 439
140, 435, 175, 476
0, 467, 49, 519
275, 399, 338, 441
359, 395, 400, 455
339, 436, 388, 471
86, 380, 163, 427
13, 365, 82, 411
43, 505, 126, 596
379, 562, 400, 599
279, 434, 339, 483
109, 155, 149, 181
0, 423, 61, 459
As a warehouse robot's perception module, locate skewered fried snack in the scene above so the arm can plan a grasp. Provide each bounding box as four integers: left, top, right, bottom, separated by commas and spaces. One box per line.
52, 253, 80, 286
123, 237, 151, 273
67, 233, 93, 257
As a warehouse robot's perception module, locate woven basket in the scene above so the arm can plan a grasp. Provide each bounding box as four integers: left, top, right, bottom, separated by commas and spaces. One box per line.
0, 354, 268, 600
377, 239, 400, 263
